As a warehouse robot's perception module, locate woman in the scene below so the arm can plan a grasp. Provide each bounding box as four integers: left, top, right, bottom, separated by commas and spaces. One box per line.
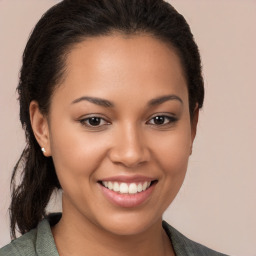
0, 0, 228, 255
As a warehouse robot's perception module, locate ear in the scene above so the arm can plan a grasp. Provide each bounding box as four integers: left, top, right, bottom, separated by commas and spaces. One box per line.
29, 101, 51, 157
190, 104, 199, 155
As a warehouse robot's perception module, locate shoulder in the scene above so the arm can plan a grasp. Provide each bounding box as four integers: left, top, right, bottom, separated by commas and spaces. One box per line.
0, 229, 37, 256
0, 214, 60, 256
162, 221, 229, 256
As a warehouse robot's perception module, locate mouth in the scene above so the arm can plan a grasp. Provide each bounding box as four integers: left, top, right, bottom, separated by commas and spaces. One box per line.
98, 180, 158, 195
98, 177, 158, 208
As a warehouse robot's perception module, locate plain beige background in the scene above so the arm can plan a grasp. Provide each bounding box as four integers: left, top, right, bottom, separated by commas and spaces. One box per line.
0, 1, 255, 255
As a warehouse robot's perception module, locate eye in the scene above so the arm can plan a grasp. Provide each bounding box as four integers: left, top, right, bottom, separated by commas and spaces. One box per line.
147, 115, 177, 126
79, 116, 110, 127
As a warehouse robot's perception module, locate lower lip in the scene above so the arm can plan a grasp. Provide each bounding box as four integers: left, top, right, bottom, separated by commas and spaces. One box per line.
99, 183, 156, 208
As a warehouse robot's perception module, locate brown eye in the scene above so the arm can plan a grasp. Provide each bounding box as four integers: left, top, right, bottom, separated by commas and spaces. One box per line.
153, 116, 165, 125
80, 116, 109, 127
88, 117, 101, 126
147, 115, 177, 126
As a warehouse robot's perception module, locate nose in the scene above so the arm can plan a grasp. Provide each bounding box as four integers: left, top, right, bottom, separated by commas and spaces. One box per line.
108, 124, 150, 168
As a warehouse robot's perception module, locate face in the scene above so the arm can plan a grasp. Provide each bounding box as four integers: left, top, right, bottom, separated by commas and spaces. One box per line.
39, 34, 197, 235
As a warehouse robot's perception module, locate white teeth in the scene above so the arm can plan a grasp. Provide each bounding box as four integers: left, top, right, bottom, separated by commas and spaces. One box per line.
102, 181, 152, 194
142, 182, 148, 191
113, 182, 119, 192
108, 181, 113, 190
128, 183, 137, 194
119, 183, 129, 193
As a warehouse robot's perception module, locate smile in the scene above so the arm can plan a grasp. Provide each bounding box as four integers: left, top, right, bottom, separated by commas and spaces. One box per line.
98, 176, 158, 207
101, 181, 151, 194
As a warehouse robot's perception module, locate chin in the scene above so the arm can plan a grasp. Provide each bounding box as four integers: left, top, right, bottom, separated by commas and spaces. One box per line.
95, 212, 161, 236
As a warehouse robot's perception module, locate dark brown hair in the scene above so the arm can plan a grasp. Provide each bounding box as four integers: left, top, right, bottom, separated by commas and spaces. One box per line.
10, 0, 204, 238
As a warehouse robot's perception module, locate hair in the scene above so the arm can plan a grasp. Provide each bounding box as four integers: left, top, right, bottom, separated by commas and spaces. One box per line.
10, 0, 204, 238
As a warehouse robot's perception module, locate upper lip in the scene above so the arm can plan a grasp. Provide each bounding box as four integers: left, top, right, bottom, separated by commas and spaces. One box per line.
99, 175, 157, 183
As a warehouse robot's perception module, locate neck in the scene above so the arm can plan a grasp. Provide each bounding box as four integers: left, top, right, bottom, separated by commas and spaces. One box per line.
52, 210, 174, 256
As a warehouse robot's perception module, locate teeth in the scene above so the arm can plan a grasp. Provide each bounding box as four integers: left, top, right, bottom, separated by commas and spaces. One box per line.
128, 183, 137, 194
108, 181, 113, 190
120, 183, 129, 193
113, 182, 119, 192
102, 181, 151, 194
137, 183, 143, 192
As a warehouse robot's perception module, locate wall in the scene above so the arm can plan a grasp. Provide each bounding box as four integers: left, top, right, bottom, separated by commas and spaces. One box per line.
0, 1, 255, 255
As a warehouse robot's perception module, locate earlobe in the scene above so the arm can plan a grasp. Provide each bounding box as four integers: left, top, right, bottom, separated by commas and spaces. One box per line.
29, 101, 51, 156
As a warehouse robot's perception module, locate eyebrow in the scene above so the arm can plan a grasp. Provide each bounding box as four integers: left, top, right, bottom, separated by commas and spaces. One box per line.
148, 95, 183, 106
71, 96, 114, 107
71, 94, 182, 108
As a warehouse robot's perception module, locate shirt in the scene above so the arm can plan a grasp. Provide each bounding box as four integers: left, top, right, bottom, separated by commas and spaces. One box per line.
0, 213, 228, 256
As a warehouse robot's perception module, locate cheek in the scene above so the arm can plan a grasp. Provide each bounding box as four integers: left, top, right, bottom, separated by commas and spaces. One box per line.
152, 127, 192, 173
155, 131, 191, 207
152, 124, 192, 192
49, 123, 108, 187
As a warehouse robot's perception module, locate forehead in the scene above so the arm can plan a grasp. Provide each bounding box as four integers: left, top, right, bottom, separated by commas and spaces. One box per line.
53, 34, 188, 106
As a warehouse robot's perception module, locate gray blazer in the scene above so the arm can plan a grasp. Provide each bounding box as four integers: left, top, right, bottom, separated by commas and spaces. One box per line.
0, 214, 228, 256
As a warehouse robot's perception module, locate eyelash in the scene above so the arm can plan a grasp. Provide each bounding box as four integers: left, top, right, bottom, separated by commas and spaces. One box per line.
79, 116, 110, 128
79, 114, 177, 129
146, 115, 177, 126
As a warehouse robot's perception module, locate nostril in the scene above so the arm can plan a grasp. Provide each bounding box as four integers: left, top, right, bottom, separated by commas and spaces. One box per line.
108, 147, 150, 168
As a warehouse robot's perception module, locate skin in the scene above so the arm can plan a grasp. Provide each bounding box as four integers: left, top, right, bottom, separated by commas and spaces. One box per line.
30, 34, 198, 256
